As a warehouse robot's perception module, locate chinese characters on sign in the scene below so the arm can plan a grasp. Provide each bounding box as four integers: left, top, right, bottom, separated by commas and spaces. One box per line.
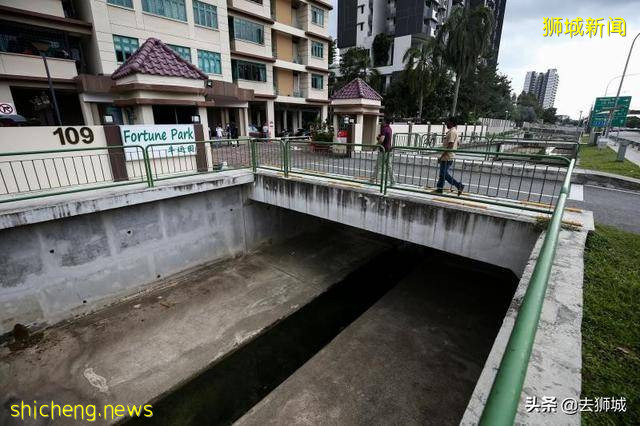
525, 396, 627, 415
120, 124, 197, 160
543, 17, 626, 37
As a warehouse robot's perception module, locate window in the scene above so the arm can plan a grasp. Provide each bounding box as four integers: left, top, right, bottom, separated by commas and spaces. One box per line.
108, 0, 133, 8
311, 41, 324, 58
113, 35, 139, 63
229, 17, 264, 44
142, 0, 187, 21
311, 7, 324, 27
197, 49, 222, 74
168, 44, 191, 62
311, 74, 323, 90
231, 60, 267, 82
193, 0, 217, 29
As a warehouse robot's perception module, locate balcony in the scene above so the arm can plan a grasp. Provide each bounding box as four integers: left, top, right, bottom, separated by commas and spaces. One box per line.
0, 52, 78, 80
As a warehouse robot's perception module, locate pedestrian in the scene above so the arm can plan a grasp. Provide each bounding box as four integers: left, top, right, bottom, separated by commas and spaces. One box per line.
215, 124, 224, 139
434, 117, 464, 195
262, 122, 269, 139
371, 117, 393, 183
229, 122, 239, 139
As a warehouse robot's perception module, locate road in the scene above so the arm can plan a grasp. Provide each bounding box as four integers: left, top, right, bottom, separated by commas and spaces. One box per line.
568, 184, 640, 234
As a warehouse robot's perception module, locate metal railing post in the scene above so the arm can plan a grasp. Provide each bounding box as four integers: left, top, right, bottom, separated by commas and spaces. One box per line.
250, 138, 257, 172
142, 146, 154, 188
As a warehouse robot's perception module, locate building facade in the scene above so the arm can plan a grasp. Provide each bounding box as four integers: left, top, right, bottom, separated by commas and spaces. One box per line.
0, 0, 331, 135
337, 0, 506, 87
522, 68, 559, 109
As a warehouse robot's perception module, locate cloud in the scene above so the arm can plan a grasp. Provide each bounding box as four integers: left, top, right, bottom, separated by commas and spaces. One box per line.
498, 0, 640, 118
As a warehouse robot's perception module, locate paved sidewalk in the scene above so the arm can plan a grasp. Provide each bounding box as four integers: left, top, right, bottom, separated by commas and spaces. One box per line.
608, 139, 640, 166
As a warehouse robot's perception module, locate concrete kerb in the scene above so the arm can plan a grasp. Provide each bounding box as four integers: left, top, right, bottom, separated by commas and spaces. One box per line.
0, 170, 254, 230
572, 168, 640, 191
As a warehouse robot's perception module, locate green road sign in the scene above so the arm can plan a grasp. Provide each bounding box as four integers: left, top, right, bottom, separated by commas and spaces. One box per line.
590, 96, 632, 127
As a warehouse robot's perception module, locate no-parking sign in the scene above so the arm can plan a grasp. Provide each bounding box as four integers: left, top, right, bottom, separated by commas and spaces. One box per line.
0, 102, 16, 115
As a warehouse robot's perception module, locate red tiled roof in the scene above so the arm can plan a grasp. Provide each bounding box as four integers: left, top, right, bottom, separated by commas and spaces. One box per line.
331, 78, 382, 101
111, 38, 208, 80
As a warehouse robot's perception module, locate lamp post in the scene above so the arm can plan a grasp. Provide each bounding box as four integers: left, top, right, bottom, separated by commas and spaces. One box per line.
605, 31, 640, 137
604, 73, 640, 96
32, 41, 62, 126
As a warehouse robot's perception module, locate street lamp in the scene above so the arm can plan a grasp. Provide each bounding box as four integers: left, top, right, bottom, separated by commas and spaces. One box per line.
604, 72, 640, 96
32, 41, 62, 126
605, 31, 640, 136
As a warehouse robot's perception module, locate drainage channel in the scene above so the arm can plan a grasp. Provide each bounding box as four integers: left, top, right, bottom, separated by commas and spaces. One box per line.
126, 244, 424, 425
127, 243, 517, 425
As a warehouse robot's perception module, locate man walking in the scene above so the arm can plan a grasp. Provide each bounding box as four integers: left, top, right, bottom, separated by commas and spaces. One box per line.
371, 118, 393, 183
435, 117, 464, 195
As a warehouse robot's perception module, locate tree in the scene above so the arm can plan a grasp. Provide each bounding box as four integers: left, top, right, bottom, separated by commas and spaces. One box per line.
372, 33, 392, 66
438, 4, 493, 116
626, 116, 640, 128
336, 47, 383, 93
402, 39, 436, 120
328, 38, 336, 66
457, 62, 514, 122
542, 107, 557, 124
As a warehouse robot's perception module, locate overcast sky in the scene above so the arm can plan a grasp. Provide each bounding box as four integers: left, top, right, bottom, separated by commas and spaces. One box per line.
329, 0, 640, 119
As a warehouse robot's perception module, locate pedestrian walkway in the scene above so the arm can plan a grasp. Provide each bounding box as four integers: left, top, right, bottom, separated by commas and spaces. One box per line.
608, 139, 640, 166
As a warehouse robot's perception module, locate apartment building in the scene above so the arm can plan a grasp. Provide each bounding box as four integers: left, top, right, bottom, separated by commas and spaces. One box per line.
337, 0, 506, 87
523, 68, 559, 109
0, 0, 331, 135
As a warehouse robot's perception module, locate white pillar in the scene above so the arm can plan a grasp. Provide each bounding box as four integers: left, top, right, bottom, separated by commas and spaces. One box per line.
242, 107, 250, 136
321, 105, 328, 124
136, 105, 154, 124
266, 100, 275, 138
283, 108, 289, 131
355, 114, 364, 147
298, 110, 303, 128
78, 95, 94, 125
198, 106, 209, 139
333, 113, 340, 142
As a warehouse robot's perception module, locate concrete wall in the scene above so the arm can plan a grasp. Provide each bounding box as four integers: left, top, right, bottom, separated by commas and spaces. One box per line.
250, 173, 541, 276
0, 178, 321, 335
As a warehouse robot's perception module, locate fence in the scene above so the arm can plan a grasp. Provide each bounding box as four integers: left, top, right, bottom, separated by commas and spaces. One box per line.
385, 147, 570, 210
393, 133, 580, 160
0, 146, 147, 202
1, 138, 571, 214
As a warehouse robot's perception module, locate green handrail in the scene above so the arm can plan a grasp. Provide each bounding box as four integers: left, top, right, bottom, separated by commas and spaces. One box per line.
478, 158, 576, 426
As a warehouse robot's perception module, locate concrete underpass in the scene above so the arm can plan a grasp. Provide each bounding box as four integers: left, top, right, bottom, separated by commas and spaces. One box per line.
0, 169, 592, 425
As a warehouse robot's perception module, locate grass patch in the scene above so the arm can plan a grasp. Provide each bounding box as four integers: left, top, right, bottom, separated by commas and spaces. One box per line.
582, 225, 640, 425
578, 144, 640, 179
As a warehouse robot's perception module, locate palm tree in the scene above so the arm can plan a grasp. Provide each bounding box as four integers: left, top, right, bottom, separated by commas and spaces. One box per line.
403, 39, 436, 120
439, 4, 493, 116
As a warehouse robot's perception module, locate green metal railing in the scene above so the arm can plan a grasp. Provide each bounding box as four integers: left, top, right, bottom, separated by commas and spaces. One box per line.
479, 158, 576, 425
287, 141, 386, 192
1, 139, 571, 214
0, 145, 147, 203
145, 139, 251, 185
384, 146, 570, 212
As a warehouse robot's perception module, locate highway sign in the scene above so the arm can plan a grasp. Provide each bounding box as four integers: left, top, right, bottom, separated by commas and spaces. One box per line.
590, 96, 632, 127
